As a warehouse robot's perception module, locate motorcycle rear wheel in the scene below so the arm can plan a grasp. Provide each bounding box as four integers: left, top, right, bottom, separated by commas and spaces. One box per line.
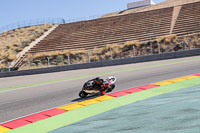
79, 91, 88, 98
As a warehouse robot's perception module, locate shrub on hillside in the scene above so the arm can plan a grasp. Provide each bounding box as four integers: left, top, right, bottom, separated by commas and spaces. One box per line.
0, 24, 53, 69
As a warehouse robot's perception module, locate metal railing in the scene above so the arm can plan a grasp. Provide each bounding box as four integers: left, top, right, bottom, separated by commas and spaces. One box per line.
0, 18, 65, 33
0, 14, 104, 33
0, 5, 129, 34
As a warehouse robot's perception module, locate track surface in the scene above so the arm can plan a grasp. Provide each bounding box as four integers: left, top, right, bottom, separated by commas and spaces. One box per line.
0, 56, 200, 123
50, 85, 200, 133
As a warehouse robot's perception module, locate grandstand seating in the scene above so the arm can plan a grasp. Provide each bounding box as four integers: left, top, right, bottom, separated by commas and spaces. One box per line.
28, 7, 173, 53
173, 1, 200, 35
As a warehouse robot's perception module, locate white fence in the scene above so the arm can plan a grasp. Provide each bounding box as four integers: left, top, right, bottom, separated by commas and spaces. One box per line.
127, 0, 155, 9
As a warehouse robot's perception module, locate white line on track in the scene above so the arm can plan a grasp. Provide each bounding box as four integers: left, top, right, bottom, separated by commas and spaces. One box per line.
0, 77, 82, 94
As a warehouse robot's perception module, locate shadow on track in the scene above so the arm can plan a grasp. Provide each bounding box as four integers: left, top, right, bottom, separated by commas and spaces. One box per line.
71, 94, 101, 102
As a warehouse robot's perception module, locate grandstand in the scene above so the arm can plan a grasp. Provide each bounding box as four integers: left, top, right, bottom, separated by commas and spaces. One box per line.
2, 0, 200, 68
28, 7, 173, 53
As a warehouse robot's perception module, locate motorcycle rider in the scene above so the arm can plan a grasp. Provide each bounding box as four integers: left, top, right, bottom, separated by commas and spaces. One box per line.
92, 77, 106, 95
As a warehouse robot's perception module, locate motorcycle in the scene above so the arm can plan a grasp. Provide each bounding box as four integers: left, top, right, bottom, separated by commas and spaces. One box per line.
79, 76, 117, 98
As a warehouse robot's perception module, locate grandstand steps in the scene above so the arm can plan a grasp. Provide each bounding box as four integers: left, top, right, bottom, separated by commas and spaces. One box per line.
29, 30, 170, 53
52, 28, 169, 45
170, 5, 182, 34
28, 7, 172, 54
173, 29, 200, 36
60, 19, 171, 37
174, 23, 200, 30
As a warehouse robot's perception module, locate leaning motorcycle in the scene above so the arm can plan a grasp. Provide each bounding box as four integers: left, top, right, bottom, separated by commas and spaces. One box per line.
79, 76, 117, 98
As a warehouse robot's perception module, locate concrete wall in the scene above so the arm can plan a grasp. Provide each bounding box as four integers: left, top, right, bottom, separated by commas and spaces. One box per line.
0, 49, 200, 78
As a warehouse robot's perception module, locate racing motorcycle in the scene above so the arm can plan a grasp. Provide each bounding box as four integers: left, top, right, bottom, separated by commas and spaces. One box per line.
79, 76, 117, 98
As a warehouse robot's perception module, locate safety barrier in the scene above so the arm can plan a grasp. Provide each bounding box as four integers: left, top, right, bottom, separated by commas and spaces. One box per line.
0, 48, 200, 78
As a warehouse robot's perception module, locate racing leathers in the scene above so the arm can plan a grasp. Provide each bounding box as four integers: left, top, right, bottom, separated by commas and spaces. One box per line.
92, 77, 106, 95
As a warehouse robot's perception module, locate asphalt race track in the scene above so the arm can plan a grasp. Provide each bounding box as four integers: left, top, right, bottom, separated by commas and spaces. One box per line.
0, 56, 200, 123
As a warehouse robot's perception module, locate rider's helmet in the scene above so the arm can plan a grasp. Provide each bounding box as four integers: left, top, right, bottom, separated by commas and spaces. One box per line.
95, 77, 102, 84
95, 77, 100, 81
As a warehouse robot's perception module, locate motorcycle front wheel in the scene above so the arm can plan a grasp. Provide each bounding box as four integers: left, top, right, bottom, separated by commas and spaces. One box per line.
111, 84, 115, 89
107, 84, 115, 93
